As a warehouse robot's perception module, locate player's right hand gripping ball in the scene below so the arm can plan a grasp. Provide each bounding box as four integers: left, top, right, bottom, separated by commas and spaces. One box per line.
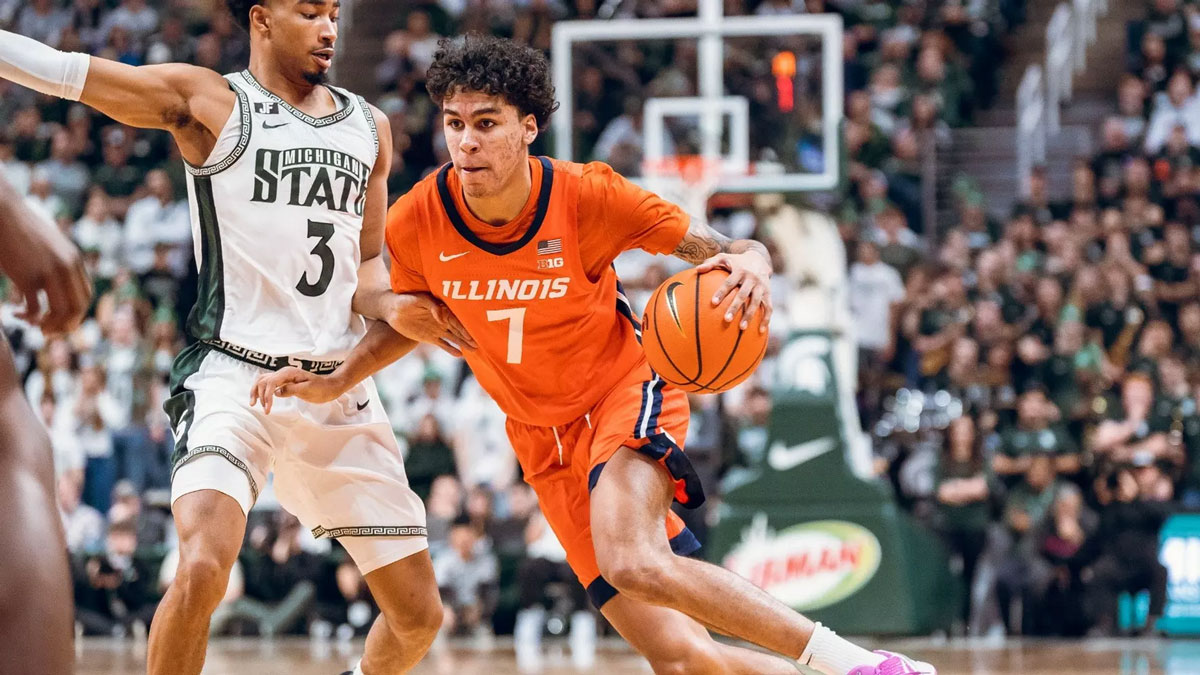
641, 268, 768, 393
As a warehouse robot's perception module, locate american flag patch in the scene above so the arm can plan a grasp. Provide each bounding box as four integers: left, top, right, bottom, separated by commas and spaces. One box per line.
537, 238, 563, 255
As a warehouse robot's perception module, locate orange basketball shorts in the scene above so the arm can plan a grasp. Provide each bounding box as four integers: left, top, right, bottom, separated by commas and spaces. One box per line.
505, 361, 706, 609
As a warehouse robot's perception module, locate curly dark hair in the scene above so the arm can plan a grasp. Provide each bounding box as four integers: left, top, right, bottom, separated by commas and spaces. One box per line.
425, 34, 560, 131
226, 0, 261, 33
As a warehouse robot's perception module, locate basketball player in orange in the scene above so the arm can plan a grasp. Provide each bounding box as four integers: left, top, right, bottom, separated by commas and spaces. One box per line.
0, 172, 92, 675
253, 35, 935, 675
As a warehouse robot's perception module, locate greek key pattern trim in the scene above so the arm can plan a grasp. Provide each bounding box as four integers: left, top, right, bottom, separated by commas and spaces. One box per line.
204, 339, 343, 374
185, 83, 252, 177
171, 444, 260, 502
241, 70, 357, 127
357, 95, 379, 158
311, 525, 428, 539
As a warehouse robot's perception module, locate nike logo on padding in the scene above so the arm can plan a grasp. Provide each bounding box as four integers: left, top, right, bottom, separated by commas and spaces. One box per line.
766, 437, 837, 472
262, 121, 289, 129
356, 400, 369, 411
439, 251, 469, 262
665, 281, 685, 330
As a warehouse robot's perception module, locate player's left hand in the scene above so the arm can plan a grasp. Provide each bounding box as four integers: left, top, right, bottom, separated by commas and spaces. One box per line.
250, 366, 347, 414
697, 251, 773, 333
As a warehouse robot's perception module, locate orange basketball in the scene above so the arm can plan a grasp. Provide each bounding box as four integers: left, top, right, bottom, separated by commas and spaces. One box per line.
641, 268, 769, 393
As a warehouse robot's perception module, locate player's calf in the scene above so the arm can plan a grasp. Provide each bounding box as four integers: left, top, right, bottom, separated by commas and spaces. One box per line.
358, 549, 443, 673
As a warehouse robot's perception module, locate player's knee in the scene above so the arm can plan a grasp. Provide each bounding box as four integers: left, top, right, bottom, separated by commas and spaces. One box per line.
173, 554, 232, 612
385, 593, 443, 645
598, 553, 673, 604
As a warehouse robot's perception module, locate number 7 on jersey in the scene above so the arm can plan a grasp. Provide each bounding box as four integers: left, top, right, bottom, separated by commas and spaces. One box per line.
487, 308, 525, 364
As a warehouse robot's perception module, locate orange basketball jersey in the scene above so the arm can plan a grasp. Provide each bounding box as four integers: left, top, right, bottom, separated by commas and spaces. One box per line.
385, 157, 689, 426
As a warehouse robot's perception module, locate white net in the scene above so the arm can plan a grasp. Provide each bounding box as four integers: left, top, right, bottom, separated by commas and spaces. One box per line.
642, 156, 721, 227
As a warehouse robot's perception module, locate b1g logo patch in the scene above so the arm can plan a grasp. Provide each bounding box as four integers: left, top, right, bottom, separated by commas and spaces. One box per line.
537, 257, 564, 269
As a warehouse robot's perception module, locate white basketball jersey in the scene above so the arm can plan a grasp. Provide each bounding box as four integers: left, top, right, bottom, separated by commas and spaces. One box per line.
183, 70, 377, 359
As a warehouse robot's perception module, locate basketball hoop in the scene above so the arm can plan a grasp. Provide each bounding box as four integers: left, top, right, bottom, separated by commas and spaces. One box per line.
642, 155, 722, 223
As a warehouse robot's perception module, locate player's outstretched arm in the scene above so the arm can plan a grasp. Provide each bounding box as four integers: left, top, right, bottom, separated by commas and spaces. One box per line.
671, 218, 774, 333
0, 30, 231, 161
250, 320, 418, 414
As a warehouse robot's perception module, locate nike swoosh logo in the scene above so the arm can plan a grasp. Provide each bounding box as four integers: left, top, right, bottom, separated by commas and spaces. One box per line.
439, 251, 468, 262
766, 437, 837, 472
664, 281, 685, 330
263, 121, 289, 129
356, 400, 369, 411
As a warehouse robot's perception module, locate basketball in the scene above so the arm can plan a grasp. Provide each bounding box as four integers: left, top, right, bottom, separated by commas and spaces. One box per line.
641, 268, 769, 393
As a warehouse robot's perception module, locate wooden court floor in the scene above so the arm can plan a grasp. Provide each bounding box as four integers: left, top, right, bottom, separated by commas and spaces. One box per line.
75, 636, 1200, 674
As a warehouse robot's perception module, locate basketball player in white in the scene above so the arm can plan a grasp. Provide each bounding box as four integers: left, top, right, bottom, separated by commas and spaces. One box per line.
0, 2, 475, 673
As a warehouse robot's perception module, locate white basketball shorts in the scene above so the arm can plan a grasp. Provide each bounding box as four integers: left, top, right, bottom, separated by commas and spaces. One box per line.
165, 343, 427, 573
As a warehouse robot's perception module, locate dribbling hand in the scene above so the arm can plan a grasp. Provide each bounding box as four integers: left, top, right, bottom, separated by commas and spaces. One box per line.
697, 251, 773, 334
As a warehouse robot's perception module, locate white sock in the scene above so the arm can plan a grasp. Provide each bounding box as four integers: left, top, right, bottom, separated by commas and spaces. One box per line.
799, 623, 885, 675
352, 661, 365, 675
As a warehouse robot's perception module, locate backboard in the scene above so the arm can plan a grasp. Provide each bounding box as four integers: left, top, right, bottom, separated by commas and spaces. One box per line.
550, 0, 843, 196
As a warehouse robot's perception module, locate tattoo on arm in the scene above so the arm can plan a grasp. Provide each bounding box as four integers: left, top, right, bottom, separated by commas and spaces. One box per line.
671, 221, 770, 265
672, 226, 725, 263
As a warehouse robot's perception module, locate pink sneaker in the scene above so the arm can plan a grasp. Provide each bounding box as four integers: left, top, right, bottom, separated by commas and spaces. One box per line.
846, 650, 937, 675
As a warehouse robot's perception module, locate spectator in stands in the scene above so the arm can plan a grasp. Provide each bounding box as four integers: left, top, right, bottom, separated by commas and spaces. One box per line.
71, 518, 159, 636
213, 512, 319, 637
849, 239, 905, 421
1146, 0, 1190, 63
434, 516, 499, 639
11, 106, 51, 164
426, 474, 464, 554
401, 366, 456, 435
514, 509, 596, 670
404, 412, 458, 502
935, 415, 991, 629
25, 337, 78, 409
0, 132, 31, 195
145, 13, 194, 65
465, 483, 496, 538
58, 468, 104, 554
1085, 464, 1171, 635
72, 361, 126, 512
1144, 71, 1200, 152
1032, 483, 1098, 636
14, 0, 69, 49
123, 169, 188, 275
107, 478, 168, 547
39, 128, 90, 216
1133, 32, 1172, 92
97, 0, 158, 54
993, 452, 1060, 633
26, 166, 66, 226
1094, 373, 1176, 465
870, 205, 923, 274
92, 127, 144, 218
314, 556, 379, 640
394, 10, 442, 74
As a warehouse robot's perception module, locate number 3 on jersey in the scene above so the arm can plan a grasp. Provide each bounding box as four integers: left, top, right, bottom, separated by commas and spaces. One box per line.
296, 219, 335, 297
487, 308, 525, 364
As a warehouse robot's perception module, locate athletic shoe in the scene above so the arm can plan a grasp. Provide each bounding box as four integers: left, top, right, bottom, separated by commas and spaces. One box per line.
847, 650, 936, 675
